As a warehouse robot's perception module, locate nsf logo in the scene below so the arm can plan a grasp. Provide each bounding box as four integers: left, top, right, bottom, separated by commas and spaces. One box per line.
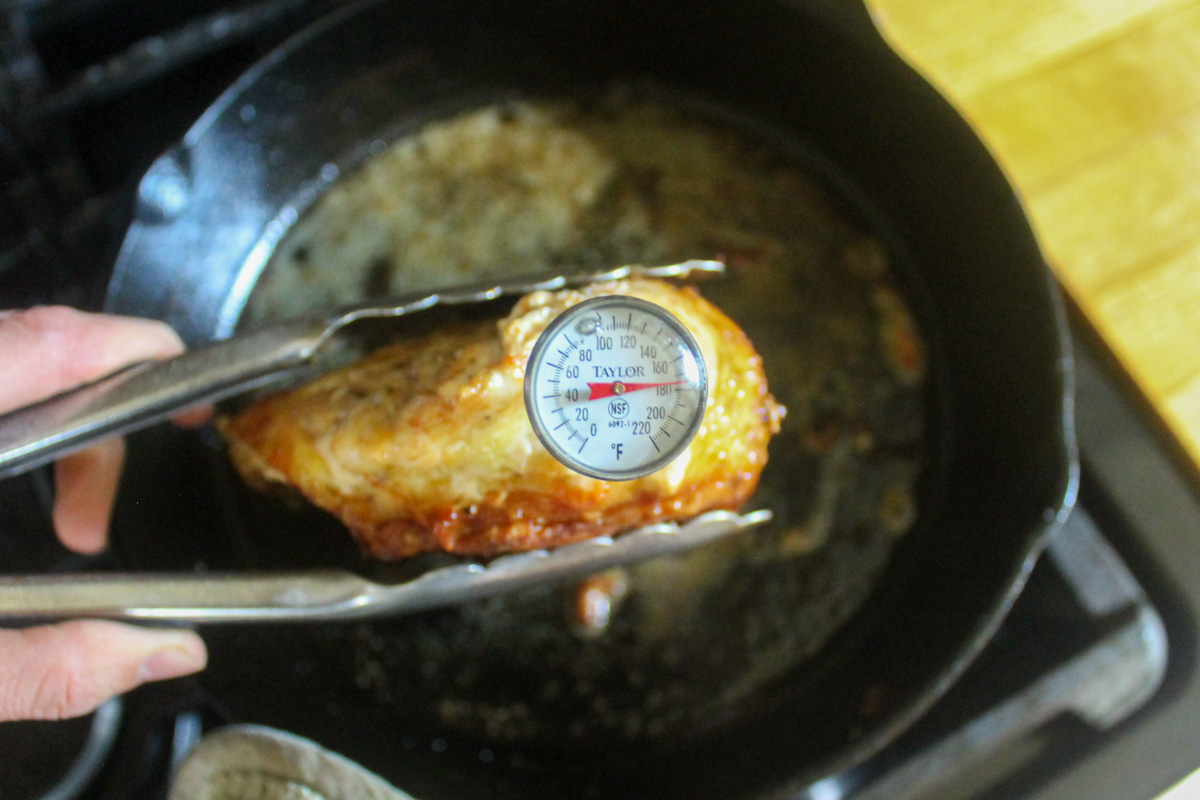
608, 398, 630, 419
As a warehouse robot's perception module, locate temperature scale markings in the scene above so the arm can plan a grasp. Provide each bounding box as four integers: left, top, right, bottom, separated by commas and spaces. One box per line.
526, 296, 703, 480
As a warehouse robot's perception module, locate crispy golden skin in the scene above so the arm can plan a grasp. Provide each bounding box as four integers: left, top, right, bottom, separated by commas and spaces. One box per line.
219, 279, 784, 559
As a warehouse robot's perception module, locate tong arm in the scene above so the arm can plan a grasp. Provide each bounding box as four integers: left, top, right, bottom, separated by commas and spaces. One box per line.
0, 260, 723, 480
0, 509, 768, 623
0, 318, 329, 479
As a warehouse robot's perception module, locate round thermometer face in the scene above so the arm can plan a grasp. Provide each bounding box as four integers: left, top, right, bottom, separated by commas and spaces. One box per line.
524, 295, 708, 481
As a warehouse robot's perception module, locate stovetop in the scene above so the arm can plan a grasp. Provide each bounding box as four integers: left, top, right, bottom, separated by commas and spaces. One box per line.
2, 2, 1200, 799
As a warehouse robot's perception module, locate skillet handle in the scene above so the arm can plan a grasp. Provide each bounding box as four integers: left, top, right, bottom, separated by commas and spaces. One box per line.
0, 317, 329, 480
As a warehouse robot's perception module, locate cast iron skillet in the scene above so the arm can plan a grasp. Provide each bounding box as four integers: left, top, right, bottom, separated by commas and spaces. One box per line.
107, 0, 1077, 797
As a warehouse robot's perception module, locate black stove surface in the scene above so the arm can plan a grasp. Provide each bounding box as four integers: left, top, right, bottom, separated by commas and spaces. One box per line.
2, 2, 1200, 799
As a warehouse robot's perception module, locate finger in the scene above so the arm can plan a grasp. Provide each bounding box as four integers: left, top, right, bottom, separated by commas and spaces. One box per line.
0, 306, 184, 413
0, 621, 206, 721
172, 402, 213, 428
53, 403, 211, 554
53, 438, 125, 554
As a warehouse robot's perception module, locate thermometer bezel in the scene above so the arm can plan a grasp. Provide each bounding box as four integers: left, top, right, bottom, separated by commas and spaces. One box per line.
523, 295, 709, 481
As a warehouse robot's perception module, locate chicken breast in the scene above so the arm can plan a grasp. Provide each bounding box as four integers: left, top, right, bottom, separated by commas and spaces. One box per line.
219, 279, 784, 559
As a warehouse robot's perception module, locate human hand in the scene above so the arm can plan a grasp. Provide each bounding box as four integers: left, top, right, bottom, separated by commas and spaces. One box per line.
0, 306, 208, 721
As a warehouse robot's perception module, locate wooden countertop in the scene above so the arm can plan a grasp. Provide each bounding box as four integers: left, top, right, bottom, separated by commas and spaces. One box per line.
866, 0, 1200, 466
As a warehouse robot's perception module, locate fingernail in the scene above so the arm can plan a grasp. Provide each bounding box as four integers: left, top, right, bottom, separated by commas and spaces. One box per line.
137, 635, 207, 682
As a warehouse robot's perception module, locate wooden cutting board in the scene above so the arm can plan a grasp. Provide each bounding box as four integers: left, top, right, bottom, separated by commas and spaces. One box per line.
866, 0, 1200, 466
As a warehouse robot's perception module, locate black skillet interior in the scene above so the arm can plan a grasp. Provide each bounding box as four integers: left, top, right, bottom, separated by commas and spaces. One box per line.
109, 0, 1075, 797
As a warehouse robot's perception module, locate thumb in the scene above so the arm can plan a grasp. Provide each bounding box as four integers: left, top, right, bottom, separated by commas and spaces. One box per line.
0, 306, 185, 412
0, 621, 207, 721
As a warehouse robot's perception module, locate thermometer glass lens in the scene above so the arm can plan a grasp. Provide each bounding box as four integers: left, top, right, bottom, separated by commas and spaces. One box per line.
524, 295, 708, 480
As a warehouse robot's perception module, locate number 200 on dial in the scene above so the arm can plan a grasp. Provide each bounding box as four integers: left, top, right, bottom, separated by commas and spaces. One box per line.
523, 295, 709, 481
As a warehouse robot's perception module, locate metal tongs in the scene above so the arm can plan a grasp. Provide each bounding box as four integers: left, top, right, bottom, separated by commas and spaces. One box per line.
0, 259, 773, 622
0, 260, 726, 479
0, 511, 770, 622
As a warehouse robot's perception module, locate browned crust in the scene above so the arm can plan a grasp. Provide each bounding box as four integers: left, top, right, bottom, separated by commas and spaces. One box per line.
348, 470, 765, 559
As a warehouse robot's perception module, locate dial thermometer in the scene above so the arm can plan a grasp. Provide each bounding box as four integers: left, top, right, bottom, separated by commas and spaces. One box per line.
524, 295, 708, 480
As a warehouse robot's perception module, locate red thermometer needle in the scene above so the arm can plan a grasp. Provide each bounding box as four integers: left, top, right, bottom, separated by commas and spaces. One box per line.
587, 381, 686, 401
